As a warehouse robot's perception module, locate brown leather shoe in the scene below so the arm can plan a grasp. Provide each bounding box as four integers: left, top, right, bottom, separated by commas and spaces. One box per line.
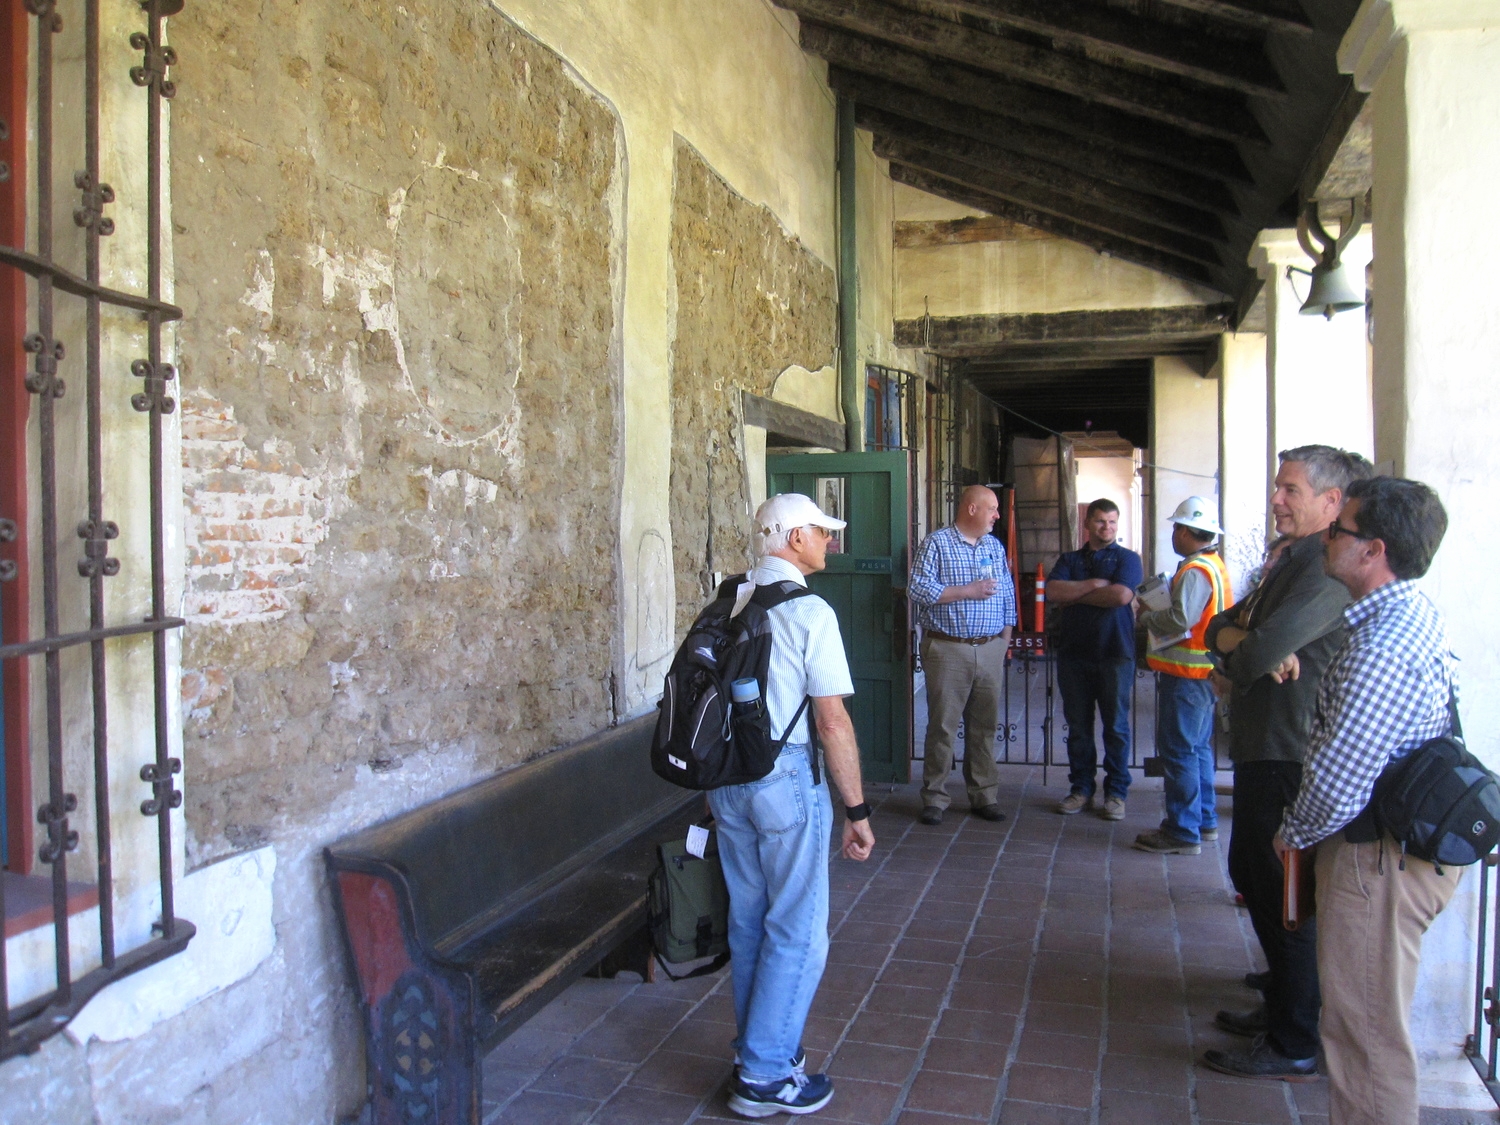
971, 803, 1007, 822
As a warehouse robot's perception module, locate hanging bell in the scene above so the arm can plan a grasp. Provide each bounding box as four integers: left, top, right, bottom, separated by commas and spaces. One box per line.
1299, 258, 1365, 319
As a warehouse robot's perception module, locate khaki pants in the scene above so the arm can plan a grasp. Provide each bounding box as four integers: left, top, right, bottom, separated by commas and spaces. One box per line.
920, 635, 1005, 810
1315, 834, 1461, 1125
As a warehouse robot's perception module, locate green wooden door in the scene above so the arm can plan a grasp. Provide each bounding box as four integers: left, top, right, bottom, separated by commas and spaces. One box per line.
766, 451, 910, 784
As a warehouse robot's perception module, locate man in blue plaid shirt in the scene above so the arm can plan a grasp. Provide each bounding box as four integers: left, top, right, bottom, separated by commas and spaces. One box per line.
1271, 477, 1458, 1125
909, 485, 1018, 825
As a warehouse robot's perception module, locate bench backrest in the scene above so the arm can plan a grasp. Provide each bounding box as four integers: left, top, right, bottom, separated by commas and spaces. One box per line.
327, 714, 692, 955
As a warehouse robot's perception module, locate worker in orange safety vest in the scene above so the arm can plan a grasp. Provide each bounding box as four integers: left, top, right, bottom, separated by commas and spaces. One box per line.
1133, 496, 1231, 855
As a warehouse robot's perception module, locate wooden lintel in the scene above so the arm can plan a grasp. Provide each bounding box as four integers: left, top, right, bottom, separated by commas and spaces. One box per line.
894, 216, 1052, 248
939, 0, 1285, 98
1154, 0, 1315, 34
741, 392, 845, 450
830, 68, 1246, 209
860, 107, 1229, 243
808, 27, 1253, 184
896, 305, 1236, 354
877, 140, 1224, 267
782, 0, 1265, 142
888, 164, 1227, 293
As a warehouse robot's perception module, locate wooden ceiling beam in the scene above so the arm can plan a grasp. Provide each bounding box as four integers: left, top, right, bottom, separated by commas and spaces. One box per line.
1152, 0, 1315, 35
809, 28, 1253, 183
888, 163, 1226, 292
935, 0, 1286, 98
897, 304, 1235, 352
878, 140, 1223, 267
779, 0, 1266, 142
830, 69, 1245, 209
859, 107, 1229, 243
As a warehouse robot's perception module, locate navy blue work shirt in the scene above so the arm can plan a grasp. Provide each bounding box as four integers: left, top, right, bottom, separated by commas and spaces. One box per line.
1048, 542, 1143, 662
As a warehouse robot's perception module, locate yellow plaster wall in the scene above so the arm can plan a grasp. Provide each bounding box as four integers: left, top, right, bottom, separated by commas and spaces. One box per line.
891, 185, 1222, 319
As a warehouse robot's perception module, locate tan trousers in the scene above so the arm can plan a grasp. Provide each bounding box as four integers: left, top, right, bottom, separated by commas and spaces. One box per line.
920, 635, 1005, 810
1315, 834, 1461, 1125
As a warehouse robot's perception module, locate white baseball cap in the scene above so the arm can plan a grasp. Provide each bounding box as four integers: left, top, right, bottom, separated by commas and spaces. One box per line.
755, 493, 847, 536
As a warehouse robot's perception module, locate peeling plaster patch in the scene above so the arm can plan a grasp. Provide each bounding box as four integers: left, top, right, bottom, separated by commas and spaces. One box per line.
309, 238, 526, 469
181, 388, 331, 624
421, 466, 500, 509
239, 249, 275, 323
328, 661, 358, 689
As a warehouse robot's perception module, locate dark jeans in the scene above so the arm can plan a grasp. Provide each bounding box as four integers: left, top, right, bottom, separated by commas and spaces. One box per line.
1228, 760, 1321, 1060
1058, 656, 1134, 800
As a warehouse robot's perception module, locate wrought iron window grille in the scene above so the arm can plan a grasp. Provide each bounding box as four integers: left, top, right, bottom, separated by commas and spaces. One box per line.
1, 0, 193, 1060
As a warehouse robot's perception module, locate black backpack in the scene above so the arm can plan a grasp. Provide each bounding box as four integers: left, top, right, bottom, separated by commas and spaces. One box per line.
1351, 693, 1500, 871
651, 575, 819, 790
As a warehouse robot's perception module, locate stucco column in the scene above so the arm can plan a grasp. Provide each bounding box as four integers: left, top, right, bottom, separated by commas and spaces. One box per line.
1335, 1, 1500, 1109
1216, 331, 1268, 598
1150, 355, 1220, 579
1249, 228, 1374, 463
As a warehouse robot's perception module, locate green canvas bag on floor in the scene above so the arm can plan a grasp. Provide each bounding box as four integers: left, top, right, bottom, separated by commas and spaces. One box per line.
647, 826, 730, 980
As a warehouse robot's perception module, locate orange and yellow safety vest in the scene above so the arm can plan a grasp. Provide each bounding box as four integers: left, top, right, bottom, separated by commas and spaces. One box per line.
1146, 550, 1231, 680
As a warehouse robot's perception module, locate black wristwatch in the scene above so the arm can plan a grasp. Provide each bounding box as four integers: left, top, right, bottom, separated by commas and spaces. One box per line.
845, 802, 871, 822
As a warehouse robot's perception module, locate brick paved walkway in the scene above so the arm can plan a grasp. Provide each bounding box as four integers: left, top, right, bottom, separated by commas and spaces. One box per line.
479, 770, 1491, 1125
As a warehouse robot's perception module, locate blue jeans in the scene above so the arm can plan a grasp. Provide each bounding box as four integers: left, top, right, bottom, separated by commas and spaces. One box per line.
1156, 674, 1217, 843
708, 744, 832, 1085
1058, 657, 1134, 800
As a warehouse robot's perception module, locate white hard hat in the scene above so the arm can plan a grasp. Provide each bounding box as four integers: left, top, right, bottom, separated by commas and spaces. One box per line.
755, 493, 847, 536
1167, 495, 1221, 536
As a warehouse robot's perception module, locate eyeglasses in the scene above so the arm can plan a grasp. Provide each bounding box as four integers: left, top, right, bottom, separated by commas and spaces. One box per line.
1326, 520, 1374, 541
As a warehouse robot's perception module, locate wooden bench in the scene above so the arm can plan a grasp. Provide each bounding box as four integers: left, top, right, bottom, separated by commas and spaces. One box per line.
326, 715, 701, 1125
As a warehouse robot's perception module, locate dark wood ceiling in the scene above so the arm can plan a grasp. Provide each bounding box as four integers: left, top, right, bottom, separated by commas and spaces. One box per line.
778, 0, 1363, 301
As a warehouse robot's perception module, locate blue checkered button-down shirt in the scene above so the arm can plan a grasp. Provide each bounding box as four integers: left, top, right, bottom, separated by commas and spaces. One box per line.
909, 526, 1018, 637
1279, 580, 1458, 849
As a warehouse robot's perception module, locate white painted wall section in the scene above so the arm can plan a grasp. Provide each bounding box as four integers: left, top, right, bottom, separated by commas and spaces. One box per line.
1250, 229, 1374, 462
1150, 357, 1220, 579
1217, 332, 1269, 597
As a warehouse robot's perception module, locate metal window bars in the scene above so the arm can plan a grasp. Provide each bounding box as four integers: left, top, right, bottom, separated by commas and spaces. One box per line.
0, 0, 193, 1060
1466, 854, 1500, 1106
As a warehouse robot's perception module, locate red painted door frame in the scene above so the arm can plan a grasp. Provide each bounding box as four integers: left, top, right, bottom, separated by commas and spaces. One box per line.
2, 2, 33, 874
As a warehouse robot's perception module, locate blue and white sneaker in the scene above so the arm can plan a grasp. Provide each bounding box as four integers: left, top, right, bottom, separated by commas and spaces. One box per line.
727, 1070, 834, 1118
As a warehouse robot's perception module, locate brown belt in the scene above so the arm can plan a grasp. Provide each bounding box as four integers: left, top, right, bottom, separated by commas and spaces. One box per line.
926, 629, 1005, 646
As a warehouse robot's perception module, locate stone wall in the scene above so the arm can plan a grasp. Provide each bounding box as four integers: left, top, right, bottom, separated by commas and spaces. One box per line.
173, 0, 623, 865
0, 1, 624, 1121
668, 141, 836, 632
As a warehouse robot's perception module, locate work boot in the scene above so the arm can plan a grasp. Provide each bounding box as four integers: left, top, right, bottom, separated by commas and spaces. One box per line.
1201, 1035, 1317, 1082
1132, 829, 1200, 855
971, 803, 1007, 822
919, 807, 944, 826
1214, 1006, 1269, 1038
1056, 792, 1092, 815
1100, 795, 1126, 821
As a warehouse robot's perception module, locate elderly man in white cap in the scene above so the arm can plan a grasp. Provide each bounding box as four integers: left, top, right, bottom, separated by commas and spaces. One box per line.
718, 492, 874, 1120
1132, 497, 1231, 854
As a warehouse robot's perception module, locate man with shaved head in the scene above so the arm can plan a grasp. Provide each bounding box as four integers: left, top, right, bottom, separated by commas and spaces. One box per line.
909, 485, 1019, 826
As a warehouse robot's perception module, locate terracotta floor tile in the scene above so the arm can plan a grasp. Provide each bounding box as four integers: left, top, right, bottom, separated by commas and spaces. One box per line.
488, 1027, 575, 1069
1023, 1001, 1103, 1037
936, 1006, 1018, 1044
896, 937, 966, 964
828, 1039, 922, 1084
1192, 1076, 1297, 1123
904, 917, 976, 943
488, 1090, 597, 1125
997, 1100, 1092, 1125
567, 1021, 666, 1064
628, 1049, 730, 1098
529, 1055, 633, 1100
904, 1069, 1003, 1119
1014, 1031, 1100, 1071
882, 959, 956, 991
821, 960, 882, 994
846, 1009, 937, 1049
867, 982, 948, 1017
658, 1018, 734, 1059
1097, 1089, 1193, 1125
829, 939, 894, 967
921, 1035, 1009, 1078
1003, 1062, 1095, 1109
819, 1077, 905, 1123
946, 981, 1025, 1014
593, 1085, 700, 1125
606, 993, 695, 1030
1098, 1052, 1192, 1095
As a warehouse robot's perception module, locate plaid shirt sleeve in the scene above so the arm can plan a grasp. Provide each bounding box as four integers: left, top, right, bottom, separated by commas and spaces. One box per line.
1280, 588, 1455, 849
908, 531, 946, 609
